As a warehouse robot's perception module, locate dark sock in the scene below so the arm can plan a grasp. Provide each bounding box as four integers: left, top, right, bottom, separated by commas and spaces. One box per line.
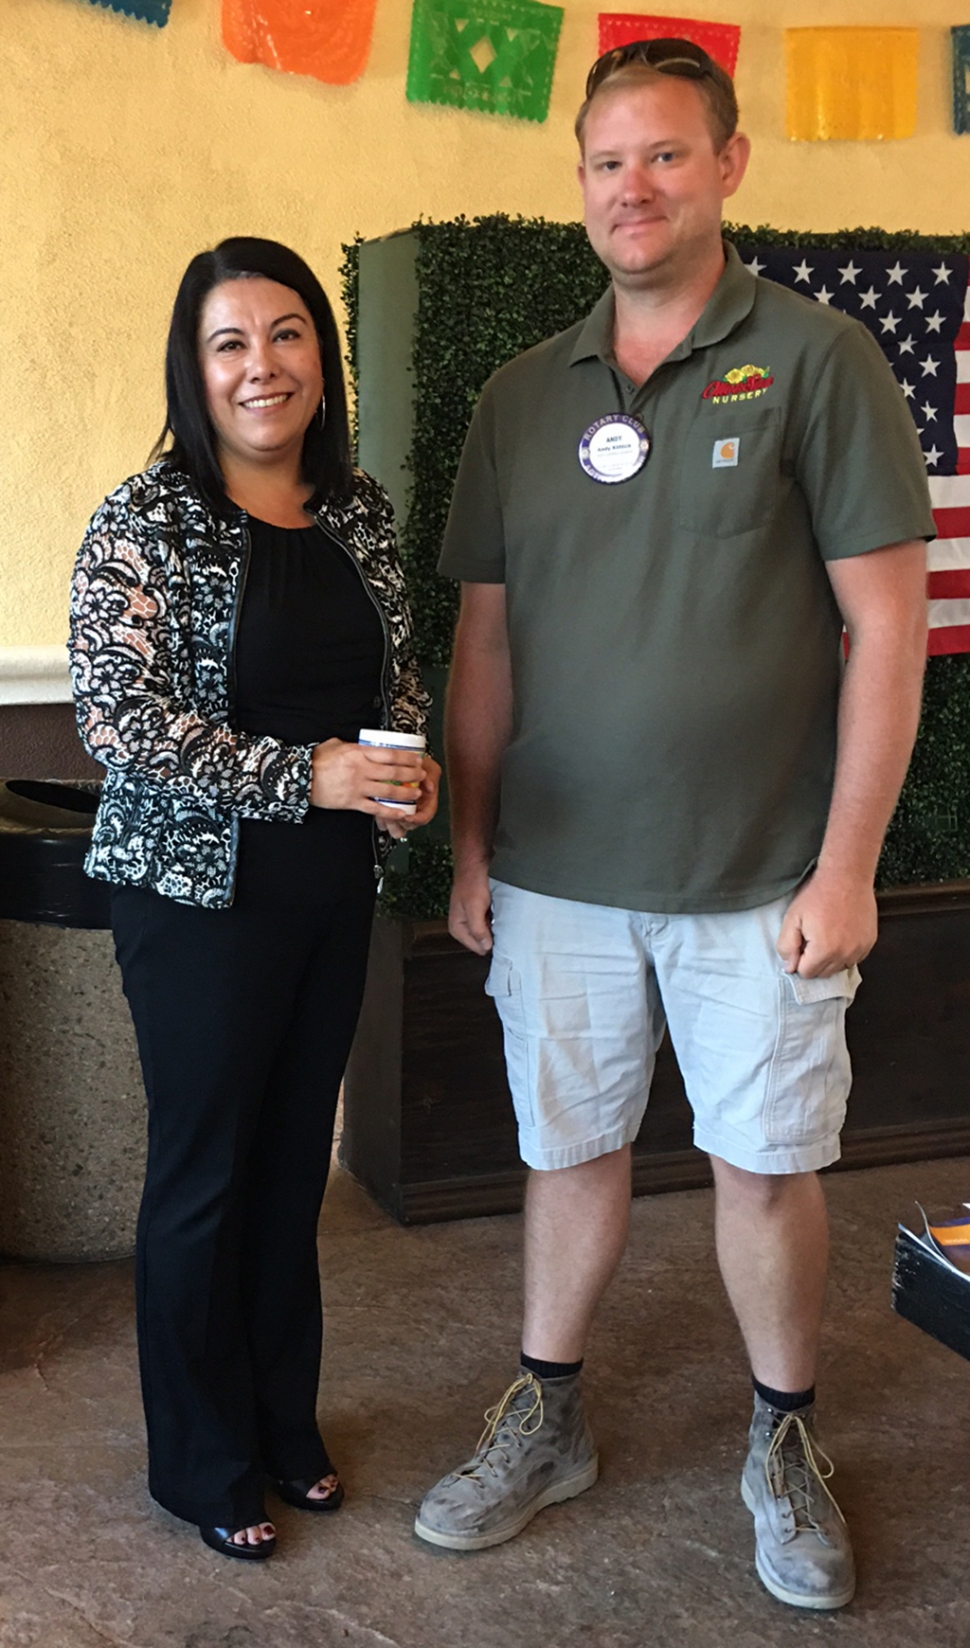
520, 1352, 583, 1381
753, 1376, 816, 1413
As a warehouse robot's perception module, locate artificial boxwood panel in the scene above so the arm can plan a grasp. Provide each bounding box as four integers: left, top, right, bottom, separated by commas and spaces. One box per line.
342, 217, 970, 915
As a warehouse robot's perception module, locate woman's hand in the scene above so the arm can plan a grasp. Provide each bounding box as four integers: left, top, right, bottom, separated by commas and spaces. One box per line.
379, 755, 442, 839
309, 739, 423, 816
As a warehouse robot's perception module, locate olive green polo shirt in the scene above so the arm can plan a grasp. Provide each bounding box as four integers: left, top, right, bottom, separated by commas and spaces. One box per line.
438, 244, 936, 913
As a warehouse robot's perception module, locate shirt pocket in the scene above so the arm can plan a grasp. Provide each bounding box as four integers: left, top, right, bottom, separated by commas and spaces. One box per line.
677, 406, 784, 538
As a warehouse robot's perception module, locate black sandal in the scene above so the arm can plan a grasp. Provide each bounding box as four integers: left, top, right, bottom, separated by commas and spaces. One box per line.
199, 1523, 277, 1560
272, 1475, 345, 1514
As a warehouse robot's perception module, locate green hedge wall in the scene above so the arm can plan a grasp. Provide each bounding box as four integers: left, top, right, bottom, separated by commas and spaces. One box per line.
342, 217, 970, 914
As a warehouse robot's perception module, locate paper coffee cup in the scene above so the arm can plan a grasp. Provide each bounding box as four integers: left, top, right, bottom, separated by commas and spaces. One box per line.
358, 728, 426, 814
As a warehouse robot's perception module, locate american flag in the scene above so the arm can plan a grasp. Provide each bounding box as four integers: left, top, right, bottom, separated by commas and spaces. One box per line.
737, 244, 970, 656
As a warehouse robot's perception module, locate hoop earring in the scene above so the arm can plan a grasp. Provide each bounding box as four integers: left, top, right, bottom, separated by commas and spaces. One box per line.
318, 396, 326, 427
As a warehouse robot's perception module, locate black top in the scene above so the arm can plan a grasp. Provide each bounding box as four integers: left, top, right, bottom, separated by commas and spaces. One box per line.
235, 516, 385, 744
233, 515, 386, 904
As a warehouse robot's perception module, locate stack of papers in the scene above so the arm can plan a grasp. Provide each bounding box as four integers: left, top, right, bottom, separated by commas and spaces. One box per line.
892, 1203, 970, 1362
906, 1203, 970, 1276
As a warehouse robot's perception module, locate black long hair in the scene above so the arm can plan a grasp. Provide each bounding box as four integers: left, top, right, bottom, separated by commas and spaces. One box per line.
151, 237, 354, 510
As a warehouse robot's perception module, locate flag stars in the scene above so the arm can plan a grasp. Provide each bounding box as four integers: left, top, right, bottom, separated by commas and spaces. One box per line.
736, 250, 961, 478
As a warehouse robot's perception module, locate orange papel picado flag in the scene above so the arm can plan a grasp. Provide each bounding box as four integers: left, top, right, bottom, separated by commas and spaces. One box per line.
222, 0, 377, 86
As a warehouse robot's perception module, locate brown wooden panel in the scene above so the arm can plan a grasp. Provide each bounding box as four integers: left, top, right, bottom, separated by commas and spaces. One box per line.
0, 705, 100, 781
843, 887, 970, 1133
399, 942, 519, 1183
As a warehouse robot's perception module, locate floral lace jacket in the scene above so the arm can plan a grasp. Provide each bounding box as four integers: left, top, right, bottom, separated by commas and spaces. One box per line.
69, 463, 430, 908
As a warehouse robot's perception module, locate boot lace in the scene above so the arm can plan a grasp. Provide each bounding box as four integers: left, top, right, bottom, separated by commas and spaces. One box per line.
763, 1411, 845, 1535
458, 1374, 544, 1481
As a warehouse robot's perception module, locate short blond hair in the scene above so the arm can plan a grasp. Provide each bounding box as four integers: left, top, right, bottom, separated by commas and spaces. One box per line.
575, 58, 739, 153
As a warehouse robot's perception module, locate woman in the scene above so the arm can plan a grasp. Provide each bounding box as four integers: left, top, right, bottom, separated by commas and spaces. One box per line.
69, 237, 439, 1561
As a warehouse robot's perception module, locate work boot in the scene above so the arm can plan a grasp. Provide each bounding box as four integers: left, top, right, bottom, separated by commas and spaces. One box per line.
741, 1394, 855, 1610
414, 1370, 598, 1551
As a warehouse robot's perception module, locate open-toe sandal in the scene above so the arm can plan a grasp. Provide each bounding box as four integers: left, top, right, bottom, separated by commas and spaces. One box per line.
199, 1523, 276, 1560
273, 1475, 345, 1514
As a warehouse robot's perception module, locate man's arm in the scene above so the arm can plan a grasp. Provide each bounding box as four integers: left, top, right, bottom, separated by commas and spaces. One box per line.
445, 582, 513, 955
777, 538, 927, 978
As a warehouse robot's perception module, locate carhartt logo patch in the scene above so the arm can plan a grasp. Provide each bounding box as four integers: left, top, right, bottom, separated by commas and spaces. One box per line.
712, 437, 740, 468
702, 364, 774, 403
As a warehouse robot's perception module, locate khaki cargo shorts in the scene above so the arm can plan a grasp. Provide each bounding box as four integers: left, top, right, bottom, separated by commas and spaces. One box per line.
485, 879, 860, 1175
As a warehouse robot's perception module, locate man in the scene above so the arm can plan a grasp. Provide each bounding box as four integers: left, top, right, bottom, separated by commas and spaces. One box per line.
414, 39, 933, 1611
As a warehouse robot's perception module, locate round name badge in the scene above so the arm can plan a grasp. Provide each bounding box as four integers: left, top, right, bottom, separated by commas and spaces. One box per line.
578, 414, 650, 484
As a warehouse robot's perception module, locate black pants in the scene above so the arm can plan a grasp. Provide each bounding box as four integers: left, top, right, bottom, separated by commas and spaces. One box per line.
111, 817, 376, 1528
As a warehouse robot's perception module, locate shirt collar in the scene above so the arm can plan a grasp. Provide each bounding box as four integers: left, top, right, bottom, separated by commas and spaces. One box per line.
569, 241, 757, 369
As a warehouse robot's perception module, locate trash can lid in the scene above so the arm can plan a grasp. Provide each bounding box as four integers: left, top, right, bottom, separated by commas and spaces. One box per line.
0, 780, 99, 835
0, 780, 109, 928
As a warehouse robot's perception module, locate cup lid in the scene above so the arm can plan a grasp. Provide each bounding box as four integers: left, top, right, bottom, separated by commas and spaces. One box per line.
358, 728, 426, 749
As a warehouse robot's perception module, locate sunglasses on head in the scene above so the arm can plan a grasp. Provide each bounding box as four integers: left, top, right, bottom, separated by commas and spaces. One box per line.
585, 36, 717, 101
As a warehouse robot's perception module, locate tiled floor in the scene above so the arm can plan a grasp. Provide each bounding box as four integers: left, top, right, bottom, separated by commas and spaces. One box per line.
1, 1156, 969, 1648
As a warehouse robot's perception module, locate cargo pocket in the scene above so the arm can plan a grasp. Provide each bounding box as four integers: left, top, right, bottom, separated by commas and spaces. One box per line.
484, 953, 535, 1128
677, 407, 783, 537
763, 967, 860, 1146
484, 953, 514, 1005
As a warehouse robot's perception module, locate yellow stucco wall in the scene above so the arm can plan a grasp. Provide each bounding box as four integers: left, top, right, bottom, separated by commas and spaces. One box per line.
3, 0, 965, 645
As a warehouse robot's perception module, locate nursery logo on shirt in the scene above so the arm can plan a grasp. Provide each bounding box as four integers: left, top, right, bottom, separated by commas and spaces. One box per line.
702, 364, 774, 402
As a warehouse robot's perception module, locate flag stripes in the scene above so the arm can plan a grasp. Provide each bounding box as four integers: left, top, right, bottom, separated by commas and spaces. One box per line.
928, 470, 970, 651
955, 281, 970, 476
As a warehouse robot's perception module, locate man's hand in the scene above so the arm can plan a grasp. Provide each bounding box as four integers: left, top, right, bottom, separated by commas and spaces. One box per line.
776, 869, 878, 978
449, 862, 494, 954
444, 583, 511, 957
775, 541, 923, 979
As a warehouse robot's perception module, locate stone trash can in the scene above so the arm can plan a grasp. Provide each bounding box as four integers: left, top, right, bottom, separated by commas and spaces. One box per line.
0, 780, 145, 1261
